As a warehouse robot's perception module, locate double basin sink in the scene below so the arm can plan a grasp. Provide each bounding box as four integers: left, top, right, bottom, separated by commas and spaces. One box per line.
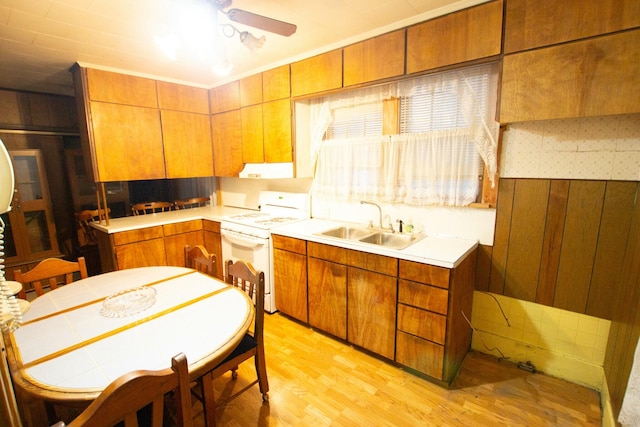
316, 225, 424, 250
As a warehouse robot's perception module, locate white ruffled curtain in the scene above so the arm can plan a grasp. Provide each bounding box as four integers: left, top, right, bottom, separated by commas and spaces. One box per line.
310, 63, 499, 207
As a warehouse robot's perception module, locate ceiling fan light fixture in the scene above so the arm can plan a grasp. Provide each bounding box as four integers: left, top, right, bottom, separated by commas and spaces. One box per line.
240, 31, 266, 52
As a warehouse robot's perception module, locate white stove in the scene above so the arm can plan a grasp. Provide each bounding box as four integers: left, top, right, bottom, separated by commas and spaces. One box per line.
220, 191, 309, 313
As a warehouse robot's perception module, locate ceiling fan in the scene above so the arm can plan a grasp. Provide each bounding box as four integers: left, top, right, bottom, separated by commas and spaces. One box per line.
212, 0, 297, 37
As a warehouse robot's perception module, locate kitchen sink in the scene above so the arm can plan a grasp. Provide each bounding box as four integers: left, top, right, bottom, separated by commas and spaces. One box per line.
358, 232, 422, 250
318, 226, 372, 240
316, 225, 424, 250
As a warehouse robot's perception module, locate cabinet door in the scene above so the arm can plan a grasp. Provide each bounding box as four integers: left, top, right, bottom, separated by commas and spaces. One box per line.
308, 257, 347, 339
504, 0, 640, 53
273, 247, 307, 322
344, 29, 405, 87
209, 81, 240, 114
157, 81, 209, 114
263, 99, 292, 163
396, 331, 444, 380
161, 110, 213, 178
262, 65, 290, 102
86, 68, 157, 108
90, 101, 165, 181
203, 221, 223, 279
211, 110, 243, 176
500, 29, 640, 122
164, 230, 204, 267
241, 104, 264, 163
2, 150, 60, 265
406, 0, 503, 74
114, 238, 167, 269
240, 74, 263, 106
291, 50, 343, 97
347, 268, 396, 359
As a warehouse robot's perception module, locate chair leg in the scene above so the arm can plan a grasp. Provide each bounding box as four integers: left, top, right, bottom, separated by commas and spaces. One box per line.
231, 367, 238, 379
199, 372, 217, 427
255, 350, 269, 402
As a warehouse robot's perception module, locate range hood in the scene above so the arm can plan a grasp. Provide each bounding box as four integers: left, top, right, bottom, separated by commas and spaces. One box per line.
239, 162, 294, 179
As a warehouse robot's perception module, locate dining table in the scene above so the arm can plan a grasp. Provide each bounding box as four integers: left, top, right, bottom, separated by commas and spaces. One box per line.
4, 266, 254, 427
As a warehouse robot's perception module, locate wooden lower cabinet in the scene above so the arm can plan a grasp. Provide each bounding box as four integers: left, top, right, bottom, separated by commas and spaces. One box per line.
396, 255, 476, 382
308, 250, 347, 340
271, 233, 476, 384
163, 220, 204, 267
96, 220, 216, 272
273, 235, 308, 323
109, 226, 166, 270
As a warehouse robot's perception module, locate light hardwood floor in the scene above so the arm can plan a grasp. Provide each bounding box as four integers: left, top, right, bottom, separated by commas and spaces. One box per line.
193, 312, 602, 426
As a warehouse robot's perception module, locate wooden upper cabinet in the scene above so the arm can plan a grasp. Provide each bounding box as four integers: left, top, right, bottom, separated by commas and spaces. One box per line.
86, 68, 158, 108
240, 74, 263, 106
263, 65, 290, 102
90, 101, 165, 181
500, 29, 640, 123
344, 29, 405, 87
263, 99, 292, 163
161, 110, 213, 178
157, 81, 209, 114
209, 81, 240, 113
505, 0, 640, 54
241, 104, 264, 163
406, 0, 503, 74
211, 110, 243, 176
291, 49, 343, 97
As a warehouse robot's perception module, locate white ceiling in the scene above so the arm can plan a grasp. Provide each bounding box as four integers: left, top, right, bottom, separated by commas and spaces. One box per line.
0, 0, 486, 96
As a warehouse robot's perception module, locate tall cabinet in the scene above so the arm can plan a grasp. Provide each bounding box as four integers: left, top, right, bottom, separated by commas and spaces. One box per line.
2, 149, 61, 280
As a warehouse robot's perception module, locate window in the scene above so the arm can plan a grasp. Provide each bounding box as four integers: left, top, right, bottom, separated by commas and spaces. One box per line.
312, 63, 499, 207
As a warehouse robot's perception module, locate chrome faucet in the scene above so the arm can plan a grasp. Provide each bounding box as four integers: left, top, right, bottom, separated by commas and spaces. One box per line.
360, 200, 383, 229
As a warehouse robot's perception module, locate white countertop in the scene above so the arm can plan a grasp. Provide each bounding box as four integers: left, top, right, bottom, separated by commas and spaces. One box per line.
270, 218, 478, 269
90, 205, 252, 234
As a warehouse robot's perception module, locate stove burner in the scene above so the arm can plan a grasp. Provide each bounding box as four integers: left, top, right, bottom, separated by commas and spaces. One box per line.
255, 217, 299, 225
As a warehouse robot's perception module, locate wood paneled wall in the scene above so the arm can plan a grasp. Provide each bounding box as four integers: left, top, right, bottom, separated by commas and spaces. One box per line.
605, 191, 640, 416
475, 178, 638, 320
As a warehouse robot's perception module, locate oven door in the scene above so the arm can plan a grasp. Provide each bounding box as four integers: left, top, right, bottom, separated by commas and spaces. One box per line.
220, 228, 275, 313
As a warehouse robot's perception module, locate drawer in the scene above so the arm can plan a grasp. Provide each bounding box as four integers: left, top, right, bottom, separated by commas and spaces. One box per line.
398, 279, 448, 315
163, 220, 203, 236
347, 250, 397, 276
397, 304, 446, 344
308, 242, 347, 264
272, 235, 307, 254
396, 330, 444, 380
112, 226, 163, 246
399, 259, 450, 289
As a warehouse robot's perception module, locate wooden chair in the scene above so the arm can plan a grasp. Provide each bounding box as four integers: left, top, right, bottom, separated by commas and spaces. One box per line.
65, 352, 193, 427
184, 245, 216, 277
174, 197, 210, 210
14, 257, 88, 299
196, 259, 269, 407
75, 208, 111, 246
131, 202, 172, 215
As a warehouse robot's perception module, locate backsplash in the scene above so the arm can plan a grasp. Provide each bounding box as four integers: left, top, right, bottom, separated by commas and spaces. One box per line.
501, 114, 640, 180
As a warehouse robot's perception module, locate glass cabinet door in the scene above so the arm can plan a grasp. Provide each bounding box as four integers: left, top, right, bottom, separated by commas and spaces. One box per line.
5, 150, 59, 264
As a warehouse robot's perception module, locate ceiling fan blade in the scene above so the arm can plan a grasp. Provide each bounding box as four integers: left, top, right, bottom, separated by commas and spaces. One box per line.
227, 8, 297, 37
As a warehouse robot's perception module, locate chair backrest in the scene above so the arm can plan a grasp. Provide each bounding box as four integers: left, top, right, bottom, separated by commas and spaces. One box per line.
173, 197, 210, 210
75, 208, 111, 246
67, 352, 193, 427
225, 260, 265, 338
14, 257, 88, 297
184, 245, 216, 277
131, 202, 172, 216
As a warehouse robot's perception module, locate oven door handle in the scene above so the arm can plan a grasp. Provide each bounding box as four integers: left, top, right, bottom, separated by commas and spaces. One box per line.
221, 229, 266, 248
